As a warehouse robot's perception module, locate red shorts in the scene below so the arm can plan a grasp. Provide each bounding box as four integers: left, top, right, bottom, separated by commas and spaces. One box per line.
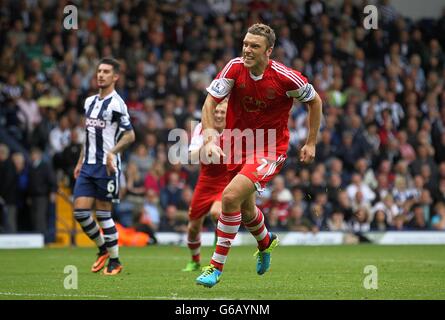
189, 175, 229, 220
228, 154, 287, 191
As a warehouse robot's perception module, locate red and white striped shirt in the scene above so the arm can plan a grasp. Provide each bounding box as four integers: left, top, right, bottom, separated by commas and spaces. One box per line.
207, 58, 316, 168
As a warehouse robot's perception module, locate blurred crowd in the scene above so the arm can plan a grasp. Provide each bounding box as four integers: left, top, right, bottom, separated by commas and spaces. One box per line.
1, 0, 445, 241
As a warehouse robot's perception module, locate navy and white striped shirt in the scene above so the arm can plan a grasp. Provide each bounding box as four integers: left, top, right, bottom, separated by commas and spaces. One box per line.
82, 90, 132, 168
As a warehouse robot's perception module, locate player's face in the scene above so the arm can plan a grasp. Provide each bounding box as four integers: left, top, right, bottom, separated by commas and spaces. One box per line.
213, 101, 227, 131
97, 63, 119, 89
242, 33, 273, 72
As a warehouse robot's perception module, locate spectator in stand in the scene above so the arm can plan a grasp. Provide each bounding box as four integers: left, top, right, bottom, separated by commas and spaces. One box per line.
370, 209, 389, 231
144, 161, 164, 195
11, 152, 28, 231
49, 114, 71, 172
349, 207, 371, 233
327, 210, 349, 232
419, 189, 434, 228
389, 214, 408, 231
265, 206, 287, 232
410, 144, 438, 178
334, 190, 354, 222
271, 176, 292, 221
314, 192, 333, 218
355, 158, 378, 191
291, 186, 309, 215
141, 188, 162, 232
316, 129, 337, 163
124, 161, 146, 206
260, 189, 289, 228
346, 173, 376, 205
326, 172, 343, 204
362, 123, 381, 158
351, 190, 372, 213
283, 168, 300, 189
308, 202, 328, 231
128, 143, 153, 177
160, 171, 183, 210
131, 204, 158, 245
287, 205, 315, 232
0, 144, 18, 233
27, 147, 57, 240
336, 131, 363, 172
372, 193, 400, 225
159, 205, 187, 233
176, 185, 193, 213
431, 202, 445, 230
16, 83, 41, 140
138, 99, 163, 130
392, 176, 417, 212
407, 204, 428, 230
397, 130, 416, 164
59, 128, 82, 189
305, 169, 326, 200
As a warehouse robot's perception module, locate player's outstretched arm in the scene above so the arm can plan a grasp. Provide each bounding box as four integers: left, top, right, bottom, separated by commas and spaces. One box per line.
106, 130, 136, 175
201, 95, 225, 159
189, 150, 198, 164
300, 92, 322, 164
201, 94, 219, 140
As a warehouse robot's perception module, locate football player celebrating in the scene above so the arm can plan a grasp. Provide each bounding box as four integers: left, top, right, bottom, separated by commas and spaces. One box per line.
196, 24, 322, 287
183, 100, 228, 272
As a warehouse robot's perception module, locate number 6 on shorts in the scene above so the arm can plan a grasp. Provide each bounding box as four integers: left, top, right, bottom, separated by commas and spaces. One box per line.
107, 180, 115, 193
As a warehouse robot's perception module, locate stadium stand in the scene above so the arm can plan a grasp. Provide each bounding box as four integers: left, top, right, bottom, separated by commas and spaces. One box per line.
0, 0, 445, 245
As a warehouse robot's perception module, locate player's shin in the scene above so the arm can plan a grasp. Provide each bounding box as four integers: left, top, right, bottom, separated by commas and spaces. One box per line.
187, 236, 201, 263
73, 209, 106, 251
210, 211, 241, 271
96, 210, 119, 259
244, 207, 271, 251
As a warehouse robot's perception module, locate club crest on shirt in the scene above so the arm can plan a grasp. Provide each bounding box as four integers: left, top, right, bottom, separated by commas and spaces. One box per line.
242, 96, 267, 112
266, 88, 276, 99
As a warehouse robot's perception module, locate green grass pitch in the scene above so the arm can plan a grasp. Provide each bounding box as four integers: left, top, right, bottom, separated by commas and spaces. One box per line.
0, 245, 444, 300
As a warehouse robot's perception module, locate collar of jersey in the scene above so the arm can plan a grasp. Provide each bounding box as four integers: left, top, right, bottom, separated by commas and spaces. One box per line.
97, 90, 116, 101
249, 71, 263, 81
248, 60, 272, 81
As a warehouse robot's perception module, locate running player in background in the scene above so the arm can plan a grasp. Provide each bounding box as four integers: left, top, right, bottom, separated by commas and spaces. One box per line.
196, 24, 323, 287
183, 100, 228, 272
73, 58, 135, 275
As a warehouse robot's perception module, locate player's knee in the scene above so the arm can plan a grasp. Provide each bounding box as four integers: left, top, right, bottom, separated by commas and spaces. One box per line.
73, 197, 94, 210
188, 221, 201, 236
96, 200, 112, 212
222, 189, 240, 206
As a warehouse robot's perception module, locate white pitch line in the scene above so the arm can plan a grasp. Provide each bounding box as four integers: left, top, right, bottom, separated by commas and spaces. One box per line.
0, 292, 237, 300
120, 295, 236, 300
0, 292, 108, 298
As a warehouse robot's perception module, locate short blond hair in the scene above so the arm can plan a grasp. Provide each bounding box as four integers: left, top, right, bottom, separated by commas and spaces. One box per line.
247, 23, 276, 49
